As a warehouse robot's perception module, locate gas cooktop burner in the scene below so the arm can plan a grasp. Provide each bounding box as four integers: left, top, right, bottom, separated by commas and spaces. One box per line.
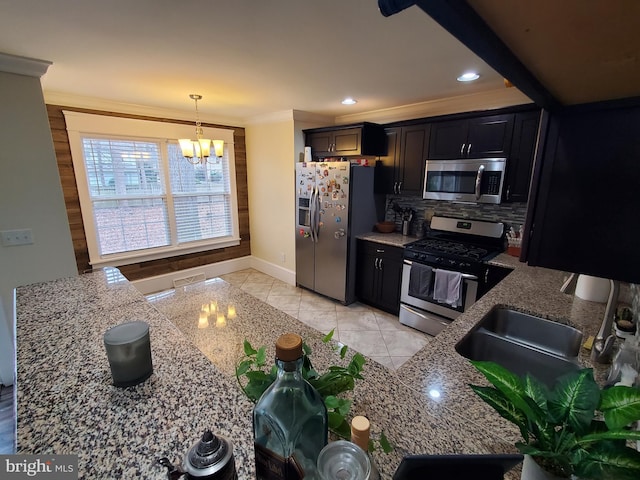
408, 238, 490, 260
406, 238, 492, 261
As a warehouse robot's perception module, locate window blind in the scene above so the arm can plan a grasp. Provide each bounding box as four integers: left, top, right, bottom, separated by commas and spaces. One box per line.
82, 138, 170, 255
80, 137, 235, 258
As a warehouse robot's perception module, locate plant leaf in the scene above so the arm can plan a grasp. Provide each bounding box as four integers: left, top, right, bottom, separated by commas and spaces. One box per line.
243, 339, 257, 356
339, 345, 348, 359
470, 384, 529, 441
548, 369, 600, 434
523, 374, 549, 412
235, 359, 252, 376
302, 342, 312, 356
255, 346, 267, 366
600, 385, 640, 430
324, 395, 341, 409
243, 378, 273, 402
578, 429, 640, 445
379, 431, 393, 453
323, 329, 335, 342
328, 411, 345, 429
573, 441, 640, 480
470, 360, 538, 420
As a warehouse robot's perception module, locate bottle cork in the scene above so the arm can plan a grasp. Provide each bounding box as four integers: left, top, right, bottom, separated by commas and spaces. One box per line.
350, 415, 370, 452
275, 333, 303, 361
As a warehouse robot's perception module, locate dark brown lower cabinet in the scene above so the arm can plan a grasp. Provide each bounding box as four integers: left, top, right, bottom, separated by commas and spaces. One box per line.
356, 240, 403, 315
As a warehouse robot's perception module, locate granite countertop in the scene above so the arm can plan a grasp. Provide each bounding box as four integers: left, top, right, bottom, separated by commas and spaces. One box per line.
14, 256, 612, 479
357, 231, 419, 247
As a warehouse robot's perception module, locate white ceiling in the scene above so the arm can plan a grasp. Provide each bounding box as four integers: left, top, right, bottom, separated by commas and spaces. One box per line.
0, 0, 527, 124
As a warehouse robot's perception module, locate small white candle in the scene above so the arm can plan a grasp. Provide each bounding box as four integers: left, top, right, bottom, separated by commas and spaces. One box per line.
216, 313, 226, 328
227, 304, 236, 319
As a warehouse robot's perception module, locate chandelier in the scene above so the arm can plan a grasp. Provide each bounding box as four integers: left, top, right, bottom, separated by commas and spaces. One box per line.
179, 94, 224, 164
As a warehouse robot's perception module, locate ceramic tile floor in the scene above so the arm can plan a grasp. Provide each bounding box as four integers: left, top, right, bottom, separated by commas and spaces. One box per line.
217, 269, 430, 370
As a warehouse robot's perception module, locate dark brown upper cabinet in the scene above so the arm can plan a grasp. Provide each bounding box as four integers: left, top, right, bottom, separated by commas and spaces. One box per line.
428, 114, 514, 159
304, 122, 385, 158
503, 111, 541, 202
375, 124, 429, 195
525, 101, 640, 284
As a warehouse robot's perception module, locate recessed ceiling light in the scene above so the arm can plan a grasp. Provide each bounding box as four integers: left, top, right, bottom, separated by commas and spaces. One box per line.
341, 97, 357, 105
457, 72, 480, 82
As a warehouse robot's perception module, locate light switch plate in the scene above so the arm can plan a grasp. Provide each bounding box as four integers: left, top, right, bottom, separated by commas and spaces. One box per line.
1, 229, 34, 246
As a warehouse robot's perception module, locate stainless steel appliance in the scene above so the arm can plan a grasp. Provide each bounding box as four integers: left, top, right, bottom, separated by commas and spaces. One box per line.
295, 161, 376, 304
400, 216, 505, 336
423, 158, 506, 204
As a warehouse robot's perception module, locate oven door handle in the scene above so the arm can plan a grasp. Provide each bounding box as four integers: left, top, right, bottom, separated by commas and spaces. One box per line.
403, 260, 478, 281
475, 164, 485, 201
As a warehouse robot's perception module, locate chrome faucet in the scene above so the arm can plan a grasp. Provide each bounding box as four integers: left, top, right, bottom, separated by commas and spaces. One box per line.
561, 274, 619, 364
591, 279, 620, 364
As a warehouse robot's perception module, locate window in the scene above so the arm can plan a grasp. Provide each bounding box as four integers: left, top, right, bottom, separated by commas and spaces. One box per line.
64, 112, 239, 267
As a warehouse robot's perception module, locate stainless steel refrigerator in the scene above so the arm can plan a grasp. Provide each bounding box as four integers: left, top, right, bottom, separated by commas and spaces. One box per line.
295, 161, 377, 304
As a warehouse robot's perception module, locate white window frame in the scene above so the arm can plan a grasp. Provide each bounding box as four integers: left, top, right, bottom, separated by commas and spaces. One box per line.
64, 111, 240, 268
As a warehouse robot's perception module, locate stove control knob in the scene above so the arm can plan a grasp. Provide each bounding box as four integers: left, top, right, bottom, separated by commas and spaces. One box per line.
419, 254, 426, 260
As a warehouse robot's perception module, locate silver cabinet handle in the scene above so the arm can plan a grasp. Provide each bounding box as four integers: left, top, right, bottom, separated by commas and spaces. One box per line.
467, 143, 472, 155
398, 181, 402, 194
393, 182, 397, 194
506, 185, 511, 200
374, 258, 379, 269
460, 143, 465, 156
475, 164, 485, 200
379, 258, 384, 270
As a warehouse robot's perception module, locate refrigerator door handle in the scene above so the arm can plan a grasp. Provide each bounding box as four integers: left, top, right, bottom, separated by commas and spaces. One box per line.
309, 186, 317, 242
311, 186, 321, 242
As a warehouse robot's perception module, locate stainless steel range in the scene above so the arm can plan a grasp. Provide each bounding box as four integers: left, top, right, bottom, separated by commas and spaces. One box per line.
400, 215, 505, 336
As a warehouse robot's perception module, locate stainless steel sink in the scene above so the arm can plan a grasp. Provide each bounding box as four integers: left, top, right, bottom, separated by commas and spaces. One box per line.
474, 307, 583, 358
455, 307, 583, 386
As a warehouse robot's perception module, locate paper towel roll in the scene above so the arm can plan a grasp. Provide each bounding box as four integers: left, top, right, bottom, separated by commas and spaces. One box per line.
304, 146, 312, 163
575, 274, 611, 303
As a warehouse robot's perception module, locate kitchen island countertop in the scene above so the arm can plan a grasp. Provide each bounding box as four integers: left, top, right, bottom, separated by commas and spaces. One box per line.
15, 255, 610, 479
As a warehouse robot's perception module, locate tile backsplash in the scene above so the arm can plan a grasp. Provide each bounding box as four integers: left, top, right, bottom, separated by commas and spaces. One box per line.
383, 195, 528, 236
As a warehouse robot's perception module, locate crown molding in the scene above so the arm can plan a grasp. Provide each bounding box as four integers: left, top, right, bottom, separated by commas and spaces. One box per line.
43, 90, 244, 127
0, 52, 52, 78
334, 88, 532, 125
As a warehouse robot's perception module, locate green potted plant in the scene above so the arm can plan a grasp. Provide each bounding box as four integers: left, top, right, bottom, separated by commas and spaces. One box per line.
235, 329, 392, 452
468, 360, 640, 479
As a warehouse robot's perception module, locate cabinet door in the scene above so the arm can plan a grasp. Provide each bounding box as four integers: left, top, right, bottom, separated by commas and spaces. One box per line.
374, 127, 400, 194
376, 245, 403, 314
397, 125, 429, 194
466, 114, 514, 158
307, 131, 333, 156
333, 128, 362, 155
356, 241, 377, 304
503, 111, 540, 202
526, 105, 640, 283
428, 120, 468, 159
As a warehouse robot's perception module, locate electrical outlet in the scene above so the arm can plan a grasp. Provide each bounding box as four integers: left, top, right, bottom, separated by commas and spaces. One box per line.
279, 252, 286, 263
1, 229, 34, 246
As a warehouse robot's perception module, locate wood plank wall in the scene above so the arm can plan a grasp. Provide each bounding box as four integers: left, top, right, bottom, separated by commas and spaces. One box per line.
47, 105, 251, 281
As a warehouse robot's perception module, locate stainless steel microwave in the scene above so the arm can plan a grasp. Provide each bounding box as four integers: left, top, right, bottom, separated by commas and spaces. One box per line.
423, 158, 506, 204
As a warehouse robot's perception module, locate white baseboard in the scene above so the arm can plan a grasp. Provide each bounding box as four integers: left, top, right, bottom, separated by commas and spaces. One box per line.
131, 256, 295, 294
250, 257, 296, 286
131, 257, 252, 294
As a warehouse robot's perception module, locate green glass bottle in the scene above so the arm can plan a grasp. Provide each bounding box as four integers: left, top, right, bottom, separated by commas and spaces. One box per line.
253, 333, 328, 480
